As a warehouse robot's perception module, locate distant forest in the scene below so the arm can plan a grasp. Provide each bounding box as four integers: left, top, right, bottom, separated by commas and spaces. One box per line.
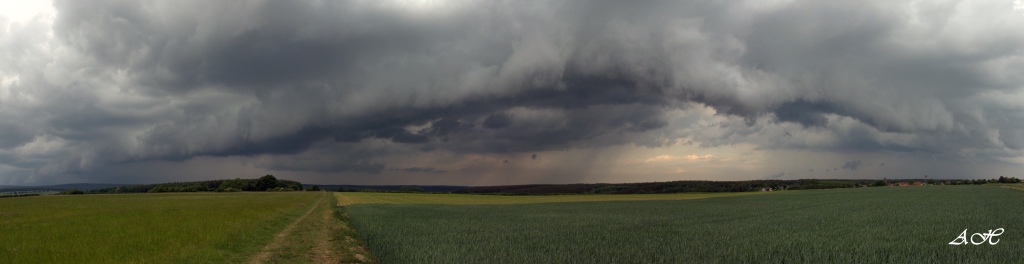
89, 175, 307, 194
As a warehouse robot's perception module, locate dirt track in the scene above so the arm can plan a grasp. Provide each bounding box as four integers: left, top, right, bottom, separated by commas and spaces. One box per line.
248, 192, 328, 264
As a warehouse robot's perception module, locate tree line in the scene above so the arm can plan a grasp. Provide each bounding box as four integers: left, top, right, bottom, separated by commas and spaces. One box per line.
89, 175, 313, 194
446, 177, 1024, 195
448, 179, 864, 195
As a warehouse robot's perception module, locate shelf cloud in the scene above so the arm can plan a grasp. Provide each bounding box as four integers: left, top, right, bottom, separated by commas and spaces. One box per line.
1, 0, 1023, 185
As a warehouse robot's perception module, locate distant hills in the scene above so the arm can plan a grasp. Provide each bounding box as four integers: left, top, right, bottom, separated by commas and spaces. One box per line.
0, 183, 125, 192
4, 177, 1014, 195
0, 182, 468, 193
451, 179, 866, 195
310, 185, 468, 192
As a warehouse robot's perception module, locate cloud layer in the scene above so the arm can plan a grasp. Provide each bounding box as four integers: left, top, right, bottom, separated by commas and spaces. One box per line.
1, 0, 1023, 184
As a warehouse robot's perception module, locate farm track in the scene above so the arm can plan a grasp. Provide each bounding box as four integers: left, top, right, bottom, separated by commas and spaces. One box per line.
248, 192, 328, 264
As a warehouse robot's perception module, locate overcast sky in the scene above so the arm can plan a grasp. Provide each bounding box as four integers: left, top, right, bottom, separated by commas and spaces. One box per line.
1, 0, 1023, 186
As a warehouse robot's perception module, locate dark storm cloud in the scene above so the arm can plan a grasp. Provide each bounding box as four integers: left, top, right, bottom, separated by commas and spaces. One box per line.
264, 159, 385, 174
398, 167, 447, 174
1, 0, 1023, 184
0, 122, 34, 148
772, 100, 835, 128
482, 113, 513, 130
251, 141, 388, 174
842, 160, 863, 171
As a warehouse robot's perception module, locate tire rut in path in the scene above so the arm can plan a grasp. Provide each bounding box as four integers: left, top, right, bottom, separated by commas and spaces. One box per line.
248, 192, 328, 264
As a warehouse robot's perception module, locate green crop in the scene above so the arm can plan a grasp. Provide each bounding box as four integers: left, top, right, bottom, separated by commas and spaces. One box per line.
335, 191, 762, 205
347, 185, 1024, 263
0, 192, 320, 263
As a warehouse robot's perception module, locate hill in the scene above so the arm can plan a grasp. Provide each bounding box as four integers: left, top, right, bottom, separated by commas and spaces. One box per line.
313, 184, 468, 193
90, 175, 303, 193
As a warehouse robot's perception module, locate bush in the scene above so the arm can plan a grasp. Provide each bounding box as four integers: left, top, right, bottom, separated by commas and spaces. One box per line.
217, 187, 241, 192
60, 189, 85, 195
399, 186, 425, 193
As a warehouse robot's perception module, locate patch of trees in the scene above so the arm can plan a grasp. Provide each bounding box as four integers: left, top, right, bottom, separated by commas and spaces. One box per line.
90, 175, 304, 194
997, 176, 1022, 183
59, 189, 85, 195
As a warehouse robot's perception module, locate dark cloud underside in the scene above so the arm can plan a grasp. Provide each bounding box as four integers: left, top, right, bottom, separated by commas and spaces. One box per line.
0, 0, 1022, 184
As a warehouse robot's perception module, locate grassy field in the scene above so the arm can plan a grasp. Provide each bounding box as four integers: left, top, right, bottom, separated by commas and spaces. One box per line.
334, 191, 763, 206
346, 185, 1024, 263
0, 192, 322, 263
994, 183, 1024, 191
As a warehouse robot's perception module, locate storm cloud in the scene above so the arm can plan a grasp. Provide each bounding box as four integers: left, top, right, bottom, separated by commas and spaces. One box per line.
0, 0, 1023, 185
842, 160, 863, 171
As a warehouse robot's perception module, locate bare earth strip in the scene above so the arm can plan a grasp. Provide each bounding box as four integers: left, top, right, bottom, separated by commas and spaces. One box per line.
249, 192, 328, 264
310, 207, 337, 263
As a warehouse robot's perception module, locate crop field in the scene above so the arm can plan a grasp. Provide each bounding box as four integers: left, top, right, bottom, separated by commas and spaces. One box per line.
334, 191, 762, 206
0, 192, 325, 263
345, 186, 1024, 263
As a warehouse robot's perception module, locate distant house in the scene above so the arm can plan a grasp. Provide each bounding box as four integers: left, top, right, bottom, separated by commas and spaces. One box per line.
913, 181, 923, 186
760, 187, 773, 192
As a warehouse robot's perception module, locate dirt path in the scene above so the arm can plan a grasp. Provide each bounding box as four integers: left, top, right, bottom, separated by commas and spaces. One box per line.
248, 192, 328, 264
309, 205, 341, 263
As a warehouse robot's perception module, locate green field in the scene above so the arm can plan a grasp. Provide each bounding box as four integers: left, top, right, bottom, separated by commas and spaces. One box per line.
5, 185, 1021, 263
345, 186, 1024, 263
0, 192, 324, 263
334, 191, 762, 205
